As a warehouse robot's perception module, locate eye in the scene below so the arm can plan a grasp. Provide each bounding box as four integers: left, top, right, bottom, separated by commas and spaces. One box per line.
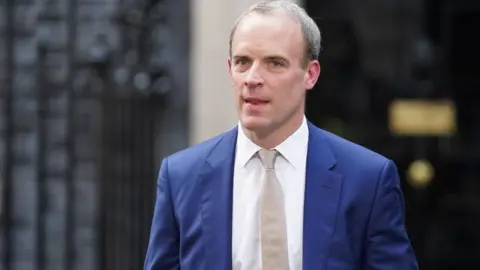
268, 60, 284, 68
235, 58, 250, 66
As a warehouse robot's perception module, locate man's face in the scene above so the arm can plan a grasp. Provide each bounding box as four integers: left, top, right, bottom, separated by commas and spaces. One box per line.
228, 12, 320, 135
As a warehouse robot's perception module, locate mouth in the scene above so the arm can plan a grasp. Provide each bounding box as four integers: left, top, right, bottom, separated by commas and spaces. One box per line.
243, 97, 270, 106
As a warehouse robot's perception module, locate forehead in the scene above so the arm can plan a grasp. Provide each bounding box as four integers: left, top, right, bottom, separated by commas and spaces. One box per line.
231, 12, 304, 60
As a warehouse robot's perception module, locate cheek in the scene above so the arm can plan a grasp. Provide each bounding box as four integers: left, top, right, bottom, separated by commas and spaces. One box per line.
278, 75, 303, 97
231, 80, 242, 94
231, 74, 244, 88
271, 85, 296, 107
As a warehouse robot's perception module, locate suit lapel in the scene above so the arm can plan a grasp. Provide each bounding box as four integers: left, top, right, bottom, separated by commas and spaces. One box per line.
200, 128, 238, 270
303, 122, 343, 269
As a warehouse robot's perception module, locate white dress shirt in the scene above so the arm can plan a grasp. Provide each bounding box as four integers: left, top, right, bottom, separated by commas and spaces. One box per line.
232, 116, 309, 270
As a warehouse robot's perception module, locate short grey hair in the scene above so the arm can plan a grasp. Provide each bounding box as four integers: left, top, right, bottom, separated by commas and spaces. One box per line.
229, 0, 322, 65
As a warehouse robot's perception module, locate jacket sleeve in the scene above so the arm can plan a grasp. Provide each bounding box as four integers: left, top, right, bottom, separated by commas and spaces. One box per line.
144, 157, 180, 270
363, 160, 419, 270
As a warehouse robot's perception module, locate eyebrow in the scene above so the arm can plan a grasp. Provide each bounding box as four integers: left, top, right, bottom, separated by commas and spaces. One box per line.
232, 54, 288, 61
232, 54, 250, 60
265, 55, 287, 61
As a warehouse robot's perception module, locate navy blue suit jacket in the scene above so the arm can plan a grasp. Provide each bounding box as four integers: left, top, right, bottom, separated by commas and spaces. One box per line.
144, 121, 418, 269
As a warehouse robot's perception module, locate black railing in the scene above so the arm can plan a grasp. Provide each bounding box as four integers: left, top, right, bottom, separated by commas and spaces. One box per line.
2, 0, 15, 268
100, 94, 158, 270
35, 44, 48, 270
65, 0, 79, 268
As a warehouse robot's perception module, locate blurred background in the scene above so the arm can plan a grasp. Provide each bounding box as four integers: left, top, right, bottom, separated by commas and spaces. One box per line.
0, 0, 478, 269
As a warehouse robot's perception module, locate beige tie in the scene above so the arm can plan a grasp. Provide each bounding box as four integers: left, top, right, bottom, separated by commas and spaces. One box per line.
258, 149, 289, 270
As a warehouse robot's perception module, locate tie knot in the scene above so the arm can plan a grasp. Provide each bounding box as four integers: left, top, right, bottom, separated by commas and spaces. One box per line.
258, 149, 277, 170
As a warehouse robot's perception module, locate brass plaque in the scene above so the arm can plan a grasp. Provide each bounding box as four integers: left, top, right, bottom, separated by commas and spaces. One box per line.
389, 99, 457, 136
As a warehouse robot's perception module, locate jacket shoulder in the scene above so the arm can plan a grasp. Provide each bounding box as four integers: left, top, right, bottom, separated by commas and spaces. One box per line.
314, 126, 397, 201
316, 127, 391, 171
162, 128, 236, 176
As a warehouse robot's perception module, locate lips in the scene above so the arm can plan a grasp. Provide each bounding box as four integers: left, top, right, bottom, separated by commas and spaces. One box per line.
243, 97, 269, 105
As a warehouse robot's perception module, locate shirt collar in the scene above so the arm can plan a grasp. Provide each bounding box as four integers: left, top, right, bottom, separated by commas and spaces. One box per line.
236, 116, 309, 168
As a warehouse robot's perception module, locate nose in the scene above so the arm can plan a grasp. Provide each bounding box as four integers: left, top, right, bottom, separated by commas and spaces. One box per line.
244, 63, 264, 87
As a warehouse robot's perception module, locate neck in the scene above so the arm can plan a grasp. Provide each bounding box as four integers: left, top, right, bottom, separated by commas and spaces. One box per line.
242, 112, 305, 149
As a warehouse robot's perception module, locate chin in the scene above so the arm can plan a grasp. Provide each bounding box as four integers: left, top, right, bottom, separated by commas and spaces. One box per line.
240, 115, 270, 131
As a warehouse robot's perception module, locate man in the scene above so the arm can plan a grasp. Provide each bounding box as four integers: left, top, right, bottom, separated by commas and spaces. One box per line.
144, 1, 418, 269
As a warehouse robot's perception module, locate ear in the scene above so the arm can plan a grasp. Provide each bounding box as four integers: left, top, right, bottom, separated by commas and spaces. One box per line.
304, 60, 321, 90
228, 58, 233, 76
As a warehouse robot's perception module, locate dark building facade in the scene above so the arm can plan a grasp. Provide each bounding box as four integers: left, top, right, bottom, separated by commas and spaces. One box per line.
0, 0, 189, 269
